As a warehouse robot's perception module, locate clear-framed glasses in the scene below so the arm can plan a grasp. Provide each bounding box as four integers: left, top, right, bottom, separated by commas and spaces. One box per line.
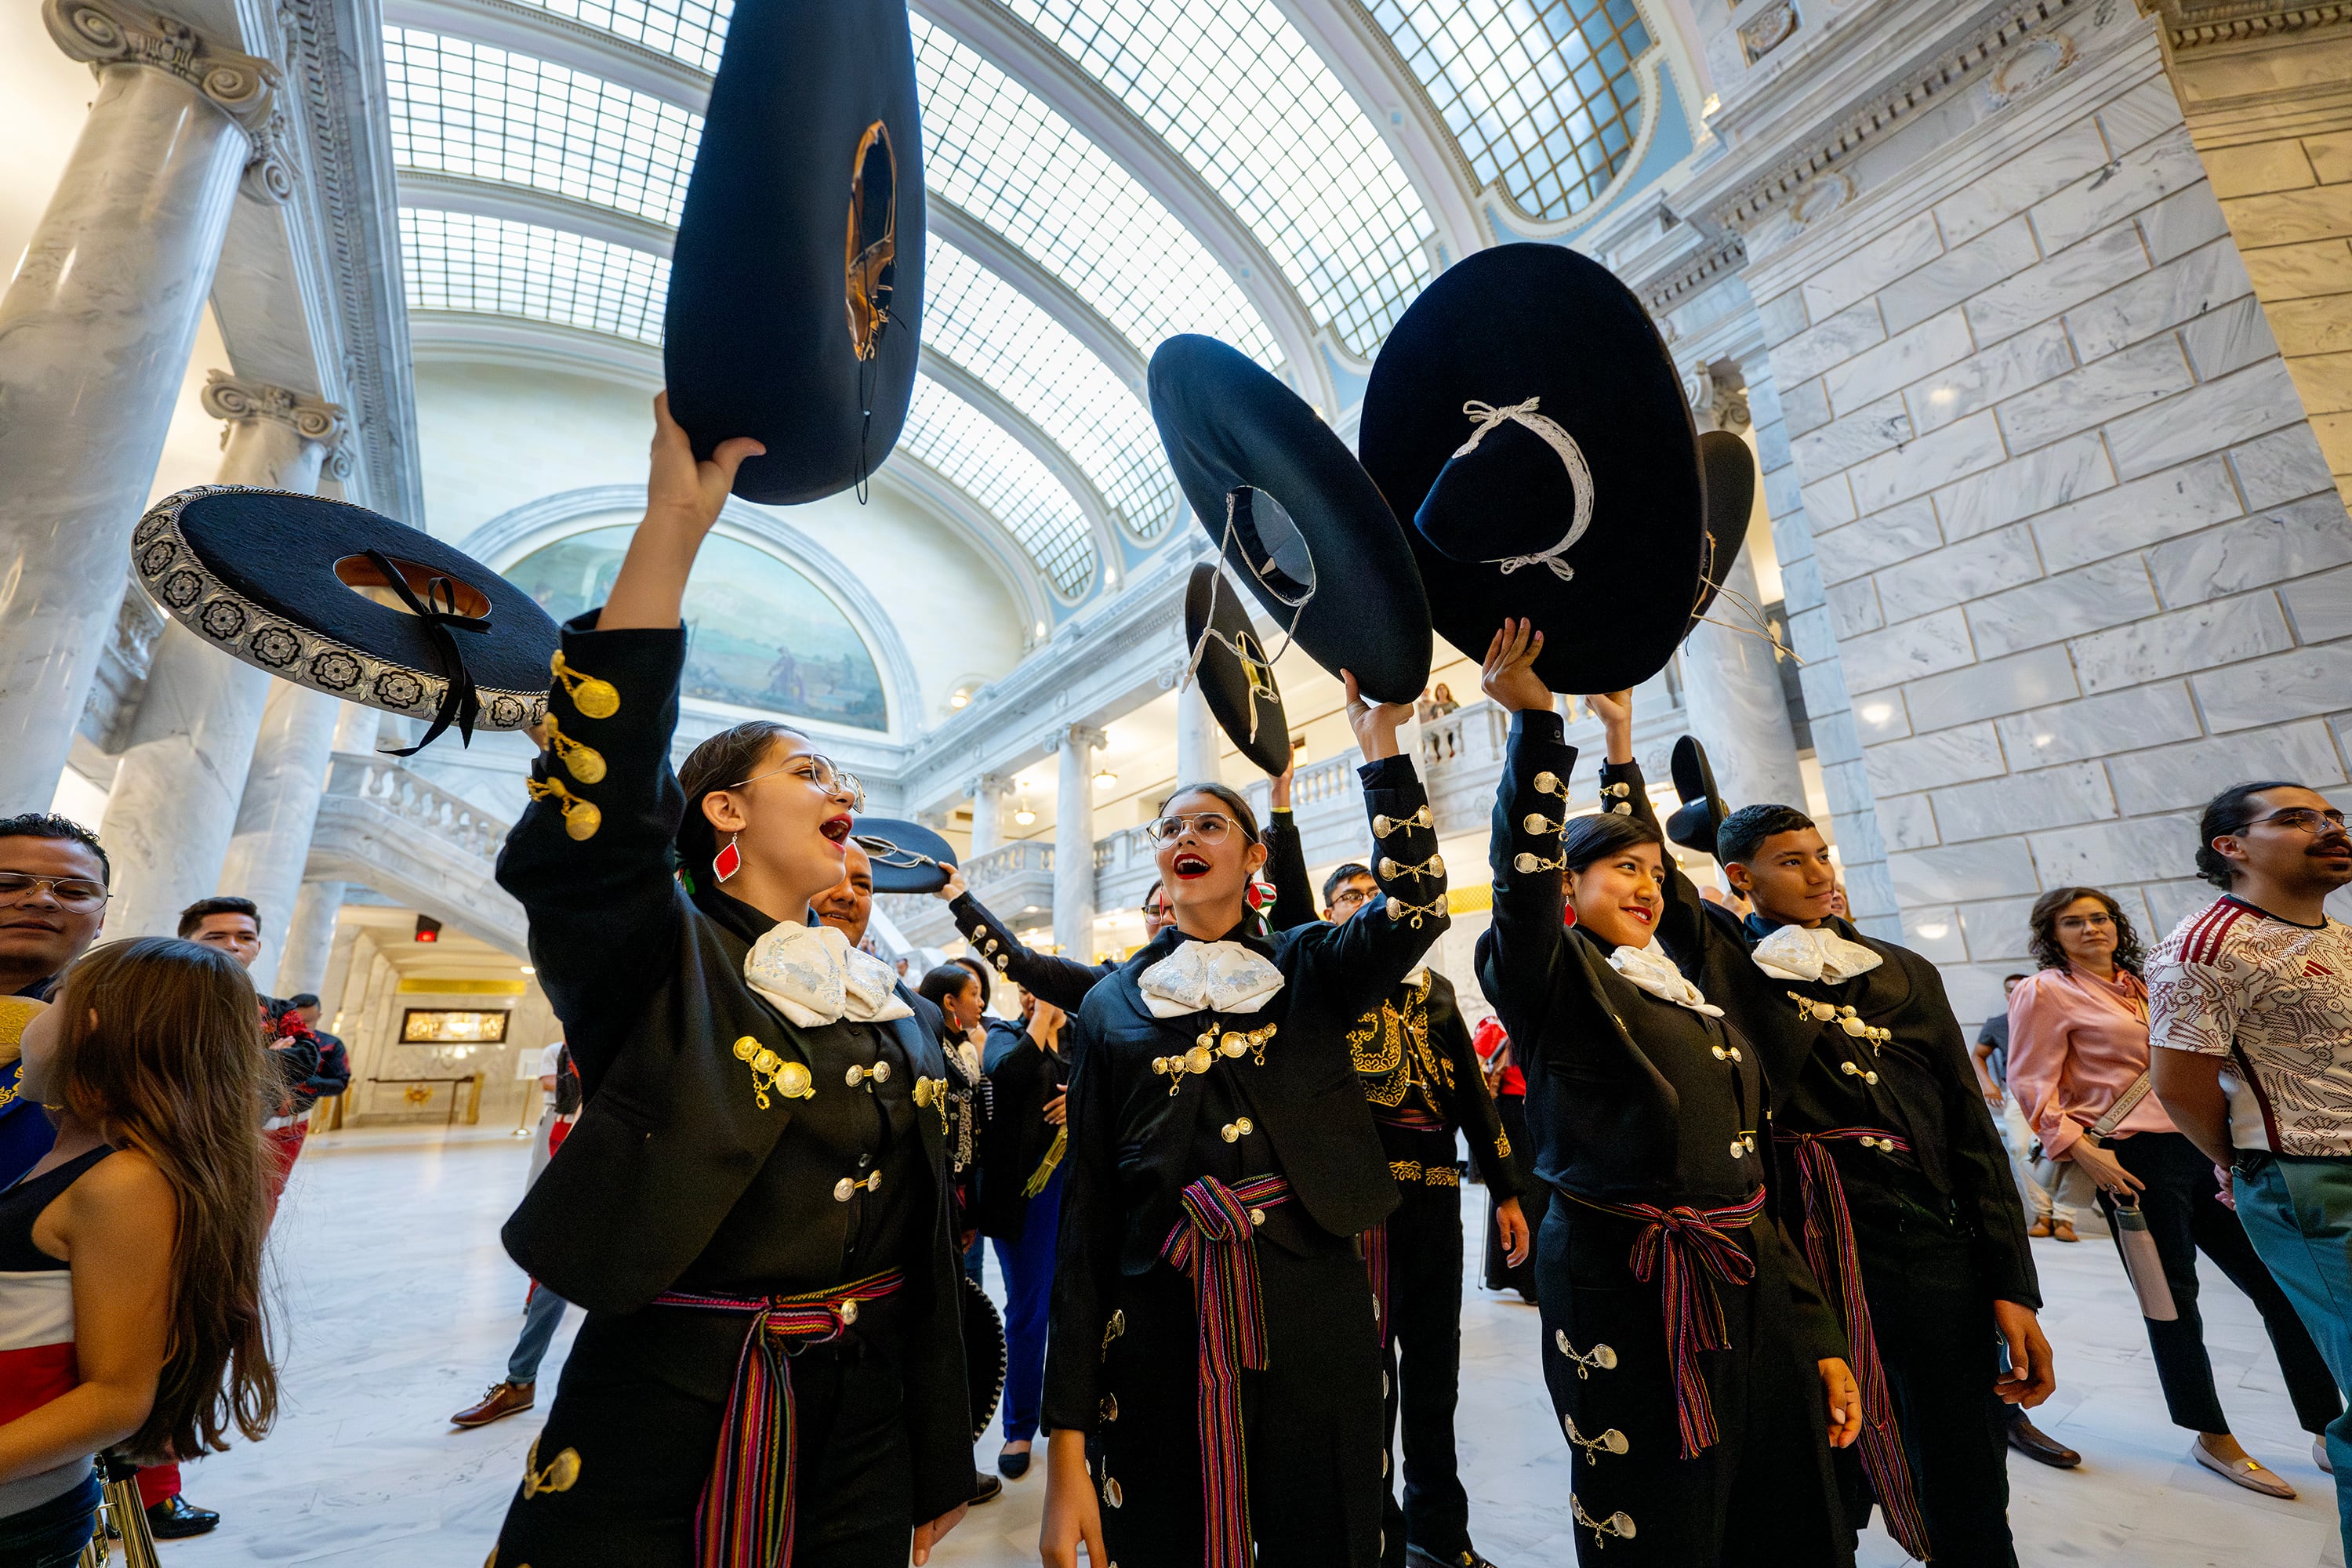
731, 753, 866, 811
2253, 807, 2349, 835
1145, 812, 1237, 845
2056, 909, 2114, 928
1328, 885, 1373, 912
0, 873, 109, 913
1140, 897, 1172, 920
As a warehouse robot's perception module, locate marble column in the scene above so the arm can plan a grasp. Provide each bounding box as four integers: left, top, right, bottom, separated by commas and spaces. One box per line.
221, 679, 344, 987
1051, 724, 1105, 960
101, 376, 341, 941
967, 772, 1007, 858
0, 0, 283, 809
1175, 680, 1223, 789
274, 877, 346, 1000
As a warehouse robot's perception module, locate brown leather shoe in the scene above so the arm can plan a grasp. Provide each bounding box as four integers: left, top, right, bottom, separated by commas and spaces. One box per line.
2005, 1414, 2082, 1468
451, 1381, 535, 1428
2052, 1218, 2080, 1243
2028, 1216, 2053, 1239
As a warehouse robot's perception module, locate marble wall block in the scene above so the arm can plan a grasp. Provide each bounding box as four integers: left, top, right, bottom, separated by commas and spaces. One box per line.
1848, 411, 2006, 512
1907, 320, 2076, 435
2181, 296, 2283, 382
1844, 692, 1911, 743
2286, 347, 2352, 414
1881, 218, 2043, 336
1967, 557, 2161, 658
1825, 577, 1883, 638
2147, 493, 2352, 605
1756, 288, 1810, 344
2106, 720, 2344, 817
2140, 184, 2237, 267
1965, 224, 2151, 346
1772, 300, 1888, 383
1780, 376, 1832, 437
1860, 720, 2008, 796
1766, 463, 1807, 522
2192, 641, 2352, 731
1875, 523, 2045, 623
1780, 554, 1827, 615
2031, 456, 2241, 572
2201, 140, 2321, 201
2071, 592, 2294, 691
2066, 238, 2256, 364
2233, 425, 2341, 508
1958, 895, 2042, 964
1903, 644, 2079, 731
1931, 760, 2115, 841
2146, 877, 2229, 938
1792, 395, 1913, 474
1799, 474, 1858, 528
1813, 499, 1943, 586
1877, 790, 1939, 851
2102, 358, 2307, 479
2031, 128, 2206, 255
2242, 238, 2352, 302
1888, 837, 2041, 903
1822, 757, 1876, 819
1992, 682, 2204, 771
1932, 118, 2111, 248
2280, 562, 2352, 641
1802, 210, 1946, 321
2097, 78, 2194, 162
2028, 814, 2203, 888
1900, 904, 1969, 964
2218, 184, 2352, 251
1997, 336, 2196, 453
1838, 606, 1976, 694
1934, 430, 2116, 542
1822, 310, 1973, 418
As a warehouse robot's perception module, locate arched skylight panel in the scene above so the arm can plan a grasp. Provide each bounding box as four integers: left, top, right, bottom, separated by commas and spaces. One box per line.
1364, 0, 1651, 220
896, 376, 1098, 599
927, 239, 1178, 541
492, 0, 730, 71
909, 15, 1280, 369
385, 29, 702, 227
992, 0, 1434, 356
400, 208, 670, 343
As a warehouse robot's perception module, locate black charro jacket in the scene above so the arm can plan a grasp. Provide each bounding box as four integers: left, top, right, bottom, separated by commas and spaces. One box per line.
1041, 754, 1448, 1435
494, 620, 971, 1524
947, 891, 1116, 1015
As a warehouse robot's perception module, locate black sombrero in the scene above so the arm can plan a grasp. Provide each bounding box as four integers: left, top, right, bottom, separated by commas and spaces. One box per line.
665, 0, 924, 506
1358, 244, 1704, 695
1665, 735, 1725, 860
850, 815, 958, 895
131, 487, 557, 751
1691, 430, 1756, 632
1149, 336, 1430, 705
1184, 564, 1291, 777
961, 1273, 1007, 1442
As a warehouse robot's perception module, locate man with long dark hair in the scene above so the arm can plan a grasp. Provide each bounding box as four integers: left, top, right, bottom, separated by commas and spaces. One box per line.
2153, 779, 2352, 1552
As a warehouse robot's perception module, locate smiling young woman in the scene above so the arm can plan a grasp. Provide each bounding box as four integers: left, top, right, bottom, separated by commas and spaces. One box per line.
485, 394, 974, 1568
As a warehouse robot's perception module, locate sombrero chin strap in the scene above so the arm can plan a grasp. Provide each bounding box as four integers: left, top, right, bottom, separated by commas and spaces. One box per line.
1454, 397, 1594, 583
365, 548, 492, 756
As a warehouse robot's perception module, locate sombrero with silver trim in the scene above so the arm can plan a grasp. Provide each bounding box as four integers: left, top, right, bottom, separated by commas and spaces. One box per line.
1665, 735, 1726, 861
1183, 563, 1291, 778
1691, 430, 1755, 633
1358, 243, 1704, 695
962, 1272, 1007, 1442
849, 815, 959, 895
131, 486, 557, 750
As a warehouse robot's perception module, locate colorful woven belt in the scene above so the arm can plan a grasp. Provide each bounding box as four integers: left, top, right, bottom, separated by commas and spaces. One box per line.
654, 1269, 906, 1568
1775, 1127, 1930, 1559
1561, 1187, 1767, 1458
1160, 1174, 1291, 1568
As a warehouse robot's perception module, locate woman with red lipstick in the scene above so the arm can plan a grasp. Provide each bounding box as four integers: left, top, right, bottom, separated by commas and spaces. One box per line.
486, 395, 974, 1568
1475, 621, 1860, 1567
1038, 673, 1448, 1568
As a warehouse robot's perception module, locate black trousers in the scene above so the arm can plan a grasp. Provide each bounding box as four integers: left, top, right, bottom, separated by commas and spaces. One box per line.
491, 1302, 913, 1567
1534, 1197, 1850, 1568
2096, 1130, 2343, 1436
1483, 1095, 1544, 1301
1098, 1245, 1384, 1568
1842, 1166, 2014, 1568
1379, 1182, 1473, 1565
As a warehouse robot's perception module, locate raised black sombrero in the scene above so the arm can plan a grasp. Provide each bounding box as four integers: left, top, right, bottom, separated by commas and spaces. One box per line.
131, 487, 557, 750
961, 1272, 1007, 1442
1359, 244, 1704, 695
1184, 563, 1291, 777
851, 815, 958, 895
665, 0, 924, 506
1665, 735, 1725, 860
1149, 335, 1430, 705
1691, 430, 1756, 633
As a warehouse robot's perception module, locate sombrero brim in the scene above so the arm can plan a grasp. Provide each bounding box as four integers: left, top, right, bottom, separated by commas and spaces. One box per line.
1183, 564, 1292, 777
1150, 336, 1430, 705
1665, 735, 1725, 859
962, 1272, 1007, 1442
1359, 244, 1703, 694
851, 816, 958, 895
665, 0, 924, 506
1691, 430, 1756, 631
132, 486, 555, 732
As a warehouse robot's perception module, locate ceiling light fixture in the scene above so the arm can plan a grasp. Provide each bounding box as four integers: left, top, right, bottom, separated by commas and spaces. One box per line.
1094, 769, 1118, 789
1013, 794, 1036, 826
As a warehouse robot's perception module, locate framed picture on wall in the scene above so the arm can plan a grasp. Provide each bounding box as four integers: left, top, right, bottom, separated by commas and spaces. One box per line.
399, 1008, 510, 1044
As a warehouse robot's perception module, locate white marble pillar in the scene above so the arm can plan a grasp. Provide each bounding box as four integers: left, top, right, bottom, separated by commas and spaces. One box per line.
274, 877, 346, 1000
1051, 724, 1104, 959
967, 773, 1007, 858
0, 0, 283, 808
221, 681, 343, 985
1175, 680, 1223, 789
102, 376, 341, 941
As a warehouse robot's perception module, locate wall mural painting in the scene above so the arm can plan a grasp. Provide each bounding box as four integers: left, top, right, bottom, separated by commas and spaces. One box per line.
504, 525, 890, 731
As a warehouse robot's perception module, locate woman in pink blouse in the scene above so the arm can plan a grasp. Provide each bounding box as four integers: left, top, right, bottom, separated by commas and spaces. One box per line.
2009, 885, 2339, 1497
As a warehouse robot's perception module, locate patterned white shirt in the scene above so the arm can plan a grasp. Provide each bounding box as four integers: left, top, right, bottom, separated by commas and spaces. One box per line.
2148, 895, 2352, 1157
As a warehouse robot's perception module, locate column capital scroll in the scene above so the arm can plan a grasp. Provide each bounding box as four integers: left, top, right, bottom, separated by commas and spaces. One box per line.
201, 371, 347, 452
45, 0, 292, 201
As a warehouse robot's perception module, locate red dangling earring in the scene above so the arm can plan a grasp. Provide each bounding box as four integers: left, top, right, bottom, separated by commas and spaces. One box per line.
713, 833, 742, 884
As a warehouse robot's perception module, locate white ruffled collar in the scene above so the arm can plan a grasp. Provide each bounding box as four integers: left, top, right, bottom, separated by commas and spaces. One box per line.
1751, 922, 1883, 985
1136, 937, 1285, 1020
744, 923, 915, 1029
1606, 938, 1724, 1018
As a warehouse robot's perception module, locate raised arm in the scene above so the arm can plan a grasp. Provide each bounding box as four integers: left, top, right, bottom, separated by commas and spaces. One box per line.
1476, 622, 1574, 1040
940, 872, 1111, 1014
1261, 754, 1319, 933
1585, 692, 1719, 975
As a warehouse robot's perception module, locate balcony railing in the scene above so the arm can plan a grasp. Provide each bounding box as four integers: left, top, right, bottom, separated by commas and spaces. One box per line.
323, 753, 510, 866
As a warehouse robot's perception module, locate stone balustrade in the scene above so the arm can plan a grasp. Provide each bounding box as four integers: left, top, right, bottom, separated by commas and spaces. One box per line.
306, 751, 524, 953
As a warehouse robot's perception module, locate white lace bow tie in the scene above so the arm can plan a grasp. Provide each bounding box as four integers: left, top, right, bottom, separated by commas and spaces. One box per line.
745, 923, 914, 1029
1137, 940, 1286, 1020
1751, 924, 1883, 985
1607, 939, 1723, 1017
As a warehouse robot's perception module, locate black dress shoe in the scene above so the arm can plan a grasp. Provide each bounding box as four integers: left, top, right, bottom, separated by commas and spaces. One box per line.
2004, 1414, 2082, 1468
970, 1471, 1004, 1505
996, 1445, 1033, 1479
1406, 1545, 1498, 1568
147, 1494, 223, 1538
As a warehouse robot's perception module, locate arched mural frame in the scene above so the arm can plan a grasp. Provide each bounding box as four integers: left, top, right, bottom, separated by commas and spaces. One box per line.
462, 486, 927, 736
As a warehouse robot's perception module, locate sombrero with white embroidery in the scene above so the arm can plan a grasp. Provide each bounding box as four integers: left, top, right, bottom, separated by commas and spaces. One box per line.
130, 486, 557, 753
1183, 563, 1292, 777
1358, 243, 1705, 694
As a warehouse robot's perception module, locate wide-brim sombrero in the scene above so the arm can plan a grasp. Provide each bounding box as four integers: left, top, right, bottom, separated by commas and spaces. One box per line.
851, 815, 958, 895
665, 0, 924, 506
1358, 244, 1704, 694
1691, 430, 1756, 633
132, 487, 556, 742
1183, 564, 1292, 777
962, 1272, 1007, 1441
1665, 735, 1725, 860
1149, 335, 1430, 705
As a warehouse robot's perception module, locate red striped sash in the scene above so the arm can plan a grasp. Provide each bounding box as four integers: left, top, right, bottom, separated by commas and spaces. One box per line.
1563, 1188, 1767, 1458
1160, 1174, 1291, 1568
1775, 1127, 1930, 1561
655, 1269, 906, 1568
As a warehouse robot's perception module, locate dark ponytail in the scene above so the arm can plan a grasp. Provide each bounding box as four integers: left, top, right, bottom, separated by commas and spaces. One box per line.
2196, 780, 2299, 888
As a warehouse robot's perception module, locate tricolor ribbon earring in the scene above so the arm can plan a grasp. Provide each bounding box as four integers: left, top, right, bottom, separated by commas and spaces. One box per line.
714, 833, 742, 883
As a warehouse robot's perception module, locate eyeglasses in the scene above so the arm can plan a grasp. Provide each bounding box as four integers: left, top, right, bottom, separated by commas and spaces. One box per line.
2056, 910, 2114, 928
1140, 899, 1172, 920
0, 873, 109, 913
731, 753, 866, 811
2252, 808, 2349, 835
1329, 886, 1373, 911
1145, 812, 1240, 845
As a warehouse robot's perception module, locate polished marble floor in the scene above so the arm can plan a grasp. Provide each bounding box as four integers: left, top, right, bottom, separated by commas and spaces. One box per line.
153, 1125, 2343, 1567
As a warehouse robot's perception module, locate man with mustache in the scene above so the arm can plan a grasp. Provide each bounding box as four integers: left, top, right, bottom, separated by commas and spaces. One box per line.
0, 814, 111, 1188
2153, 780, 2352, 1555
